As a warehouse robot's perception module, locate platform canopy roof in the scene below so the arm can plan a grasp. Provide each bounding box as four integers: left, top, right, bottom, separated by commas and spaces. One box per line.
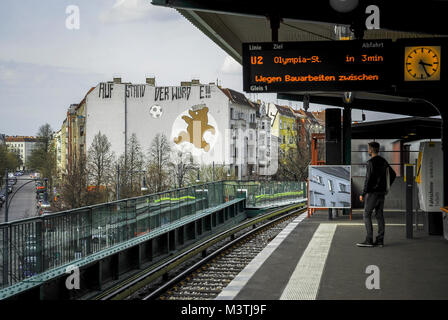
351, 117, 442, 142
152, 0, 447, 117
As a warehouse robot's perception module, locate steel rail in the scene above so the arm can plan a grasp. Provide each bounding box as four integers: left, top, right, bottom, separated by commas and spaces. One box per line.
142, 206, 306, 300
94, 201, 306, 300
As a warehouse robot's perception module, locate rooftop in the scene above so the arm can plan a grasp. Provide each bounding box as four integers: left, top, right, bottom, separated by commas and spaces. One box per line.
5, 136, 38, 142
220, 87, 254, 108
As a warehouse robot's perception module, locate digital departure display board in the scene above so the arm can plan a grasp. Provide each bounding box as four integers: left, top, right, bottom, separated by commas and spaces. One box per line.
243, 40, 392, 92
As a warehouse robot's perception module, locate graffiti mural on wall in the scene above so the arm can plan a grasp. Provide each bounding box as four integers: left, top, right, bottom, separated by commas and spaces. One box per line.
174, 105, 216, 152
155, 85, 212, 102
126, 85, 146, 98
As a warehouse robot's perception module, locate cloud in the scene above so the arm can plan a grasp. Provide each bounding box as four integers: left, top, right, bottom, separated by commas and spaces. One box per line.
99, 0, 180, 24
220, 55, 242, 75
0, 64, 20, 85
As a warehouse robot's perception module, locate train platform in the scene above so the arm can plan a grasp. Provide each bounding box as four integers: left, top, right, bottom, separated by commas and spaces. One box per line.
217, 209, 448, 300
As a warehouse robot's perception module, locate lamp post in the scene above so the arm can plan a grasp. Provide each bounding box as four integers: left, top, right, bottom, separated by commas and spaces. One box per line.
116, 164, 120, 201
141, 175, 148, 192
3, 169, 9, 223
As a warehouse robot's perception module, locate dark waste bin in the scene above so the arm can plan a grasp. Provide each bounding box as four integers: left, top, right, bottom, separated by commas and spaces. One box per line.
425, 211, 443, 235
442, 209, 448, 240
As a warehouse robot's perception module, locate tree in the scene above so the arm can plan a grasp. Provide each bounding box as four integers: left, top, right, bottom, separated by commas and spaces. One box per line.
187, 163, 231, 185
27, 124, 57, 196
115, 133, 145, 199
59, 154, 88, 209
274, 118, 312, 181
0, 144, 22, 187
37, 124, 53, 154
169, 150, 198, 188
87, 131, 115, 203
146, 133, 171, 193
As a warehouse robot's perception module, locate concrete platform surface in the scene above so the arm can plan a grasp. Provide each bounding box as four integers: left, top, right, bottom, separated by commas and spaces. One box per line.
219, 210, 448, 300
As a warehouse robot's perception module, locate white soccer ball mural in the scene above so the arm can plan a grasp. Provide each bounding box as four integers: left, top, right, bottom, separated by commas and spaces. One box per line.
149, 105, 163, 118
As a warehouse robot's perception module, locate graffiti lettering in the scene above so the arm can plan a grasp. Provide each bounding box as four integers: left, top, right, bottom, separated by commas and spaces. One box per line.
126, 85, 145, 98
155, 87, 170, 101
199, 85, 211, 99
98, 83, 113, 98
171, 86, 191, 100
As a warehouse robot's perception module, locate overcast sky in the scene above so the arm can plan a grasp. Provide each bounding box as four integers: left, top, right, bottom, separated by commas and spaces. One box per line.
0, 0, 406, 136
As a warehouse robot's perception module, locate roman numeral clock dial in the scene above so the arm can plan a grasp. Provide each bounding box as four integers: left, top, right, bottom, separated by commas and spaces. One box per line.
405, 46, 441, 81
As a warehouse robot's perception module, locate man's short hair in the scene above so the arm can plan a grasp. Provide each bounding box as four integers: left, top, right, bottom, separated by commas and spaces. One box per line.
368, 141, 380, 154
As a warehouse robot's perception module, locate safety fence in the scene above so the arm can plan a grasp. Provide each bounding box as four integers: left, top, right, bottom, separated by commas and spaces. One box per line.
0, 180, 305, 289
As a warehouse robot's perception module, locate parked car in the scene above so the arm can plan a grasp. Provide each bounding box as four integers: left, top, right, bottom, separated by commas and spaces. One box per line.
40, 201, 51, 209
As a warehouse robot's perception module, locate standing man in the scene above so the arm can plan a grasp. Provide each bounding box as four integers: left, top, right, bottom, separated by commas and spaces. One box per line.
357, 142, 396, 247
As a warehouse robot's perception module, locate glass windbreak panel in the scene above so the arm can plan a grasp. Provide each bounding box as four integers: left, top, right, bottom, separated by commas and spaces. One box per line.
116, 200, 129, 243
115, 200, 126, 223
149, 194, 161, 230
171, 190, 180, 222
136, 196, 150, 237
202, 184, 209, 209
126, 199, 137, 239
102, 203, 117, 247
215, 182, 224, 206
10, 221, 38, 283
195, 184, 205, 212
71, 209, 91, 260
208, 183, 216, 208
224, 183, 234, 201
0, 227, 6, 287
159, 191, 171, 226
185, 186, 194, 217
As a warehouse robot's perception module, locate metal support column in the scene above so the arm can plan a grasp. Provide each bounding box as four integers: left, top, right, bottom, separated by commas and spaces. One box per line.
405, 164, 414, 238
269, 15, 281, 42
325, 108, 342, 220
343, 105, 352, 218
442, 111, 448, 207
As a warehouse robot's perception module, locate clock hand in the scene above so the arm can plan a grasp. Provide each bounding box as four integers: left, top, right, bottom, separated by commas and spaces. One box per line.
419, 63, 431, 77
419, 61, 433, 67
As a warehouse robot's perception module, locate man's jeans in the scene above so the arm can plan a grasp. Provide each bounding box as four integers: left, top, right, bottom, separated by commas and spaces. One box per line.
363, 192, 386, 242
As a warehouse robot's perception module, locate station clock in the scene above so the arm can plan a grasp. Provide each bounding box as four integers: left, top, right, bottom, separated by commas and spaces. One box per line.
404, 46, 441, 81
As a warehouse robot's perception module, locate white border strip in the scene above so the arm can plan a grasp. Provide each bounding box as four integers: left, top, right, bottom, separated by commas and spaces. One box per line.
279, 223, 337, 300
215, 212, 308, 300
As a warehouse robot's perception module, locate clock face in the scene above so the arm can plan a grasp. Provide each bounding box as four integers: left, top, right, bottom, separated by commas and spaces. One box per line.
404, 46, 441, 81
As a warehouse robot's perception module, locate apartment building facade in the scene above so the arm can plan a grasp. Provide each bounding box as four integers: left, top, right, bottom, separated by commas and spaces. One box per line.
58, 78, 278, 180
5, 136, 38, 170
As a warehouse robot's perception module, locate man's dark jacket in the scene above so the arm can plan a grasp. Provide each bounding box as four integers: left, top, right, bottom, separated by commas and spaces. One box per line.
362, 155, 396, 196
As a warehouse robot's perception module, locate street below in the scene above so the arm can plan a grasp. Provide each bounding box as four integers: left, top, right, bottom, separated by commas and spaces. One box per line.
0, 176, 38, 223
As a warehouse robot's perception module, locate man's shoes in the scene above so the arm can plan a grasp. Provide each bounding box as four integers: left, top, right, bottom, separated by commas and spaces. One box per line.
356, 240, 374, 247
373, 240, 384, 247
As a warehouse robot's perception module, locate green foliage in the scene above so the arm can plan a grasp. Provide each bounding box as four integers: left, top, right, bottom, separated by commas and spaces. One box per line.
0, 144, 23, 186
27, 123, 57, 195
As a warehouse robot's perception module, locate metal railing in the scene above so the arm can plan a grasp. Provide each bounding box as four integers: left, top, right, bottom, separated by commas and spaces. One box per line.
0, 180, 305, 290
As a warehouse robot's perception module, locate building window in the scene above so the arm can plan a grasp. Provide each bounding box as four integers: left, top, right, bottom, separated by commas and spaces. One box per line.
313, 175, 323, 184
282, 135, 286, 144
320, 199, 326, 206
230, 108, 234, 120
328, 180, 334, 192
331, 202, 336, 207
339, 183, 347, 192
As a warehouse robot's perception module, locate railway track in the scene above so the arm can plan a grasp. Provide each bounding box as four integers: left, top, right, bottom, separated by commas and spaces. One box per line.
95, 202, 306, 301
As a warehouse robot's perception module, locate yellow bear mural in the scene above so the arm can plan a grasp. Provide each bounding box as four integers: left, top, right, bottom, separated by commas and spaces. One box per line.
174, 105, 216, 152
